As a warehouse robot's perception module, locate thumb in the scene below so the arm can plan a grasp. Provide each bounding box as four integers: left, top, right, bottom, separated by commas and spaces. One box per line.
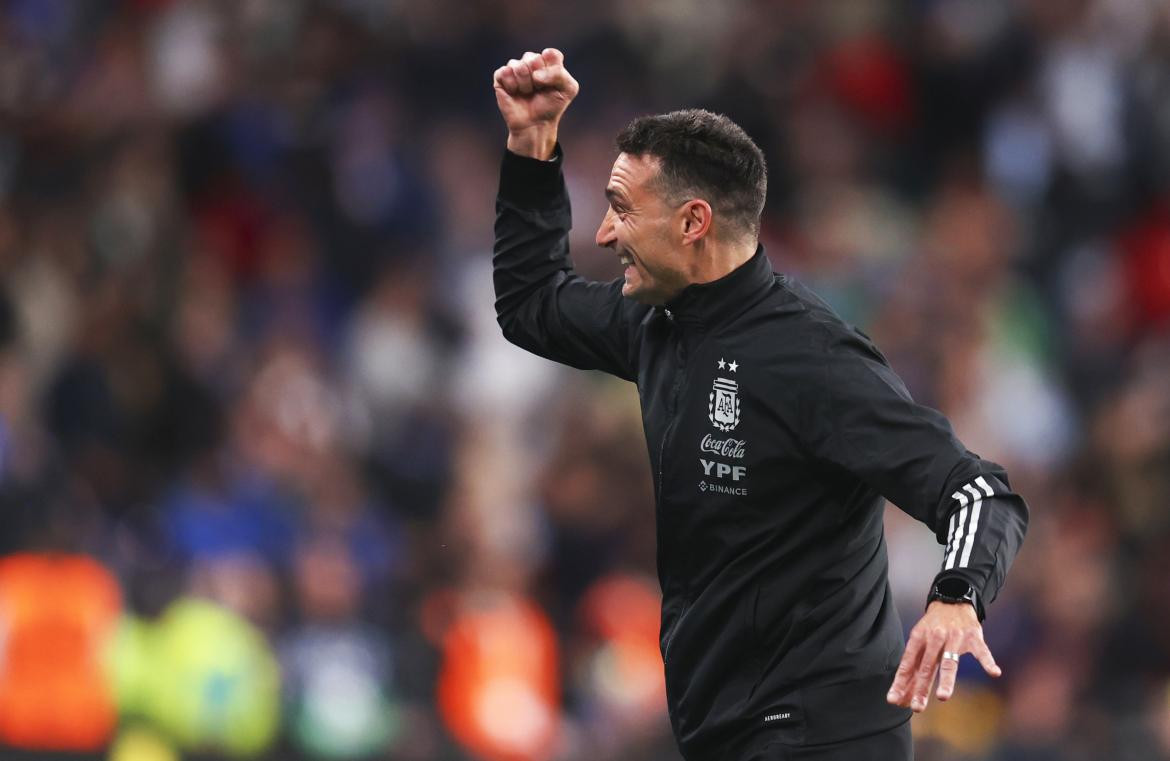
533, 65, 574, 94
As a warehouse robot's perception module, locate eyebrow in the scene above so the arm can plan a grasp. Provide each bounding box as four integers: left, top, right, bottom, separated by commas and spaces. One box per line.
605, 188, 629, 208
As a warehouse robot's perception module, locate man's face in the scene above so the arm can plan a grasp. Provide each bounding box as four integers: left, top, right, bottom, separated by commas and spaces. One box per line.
596, 153, 689, 305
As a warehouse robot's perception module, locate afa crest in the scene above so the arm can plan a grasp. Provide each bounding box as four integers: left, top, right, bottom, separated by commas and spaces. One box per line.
708, 376, 741, 432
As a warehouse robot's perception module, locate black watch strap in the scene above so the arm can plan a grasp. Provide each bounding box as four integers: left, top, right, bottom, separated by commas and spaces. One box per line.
927, 577, 985, 622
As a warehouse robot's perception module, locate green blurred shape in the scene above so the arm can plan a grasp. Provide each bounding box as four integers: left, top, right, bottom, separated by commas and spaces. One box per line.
107, 725, 179, 761
110, 598, 280, 757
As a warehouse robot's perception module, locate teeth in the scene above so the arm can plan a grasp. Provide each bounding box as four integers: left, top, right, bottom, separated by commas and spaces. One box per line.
619, 254, 633, 266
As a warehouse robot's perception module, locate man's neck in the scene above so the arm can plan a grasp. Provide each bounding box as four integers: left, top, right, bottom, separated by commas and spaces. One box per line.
685, 238, 758, 286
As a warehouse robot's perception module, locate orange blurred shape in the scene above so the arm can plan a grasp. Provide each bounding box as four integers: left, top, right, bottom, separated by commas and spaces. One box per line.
436, 591, 560, 761
578, 574, 666, 718
0, 553, 122, 750
578, 574, 661, 643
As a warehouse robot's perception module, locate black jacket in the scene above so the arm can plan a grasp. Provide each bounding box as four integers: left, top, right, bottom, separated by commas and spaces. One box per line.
493, 148, 1028, 759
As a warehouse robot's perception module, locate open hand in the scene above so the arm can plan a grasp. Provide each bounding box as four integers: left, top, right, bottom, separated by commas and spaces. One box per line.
493, 48, 579, 160
886, 601, 1001, 712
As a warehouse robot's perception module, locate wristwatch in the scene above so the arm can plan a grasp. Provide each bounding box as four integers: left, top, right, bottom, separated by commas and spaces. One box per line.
927, 577, 985, 622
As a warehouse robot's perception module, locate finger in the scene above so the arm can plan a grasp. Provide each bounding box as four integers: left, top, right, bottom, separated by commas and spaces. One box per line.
909, 627, 946, 712
535, 48, 577, 94
532, 63, 561, 88
564, 69, 579, 97
535, 49, 577, 95
970, 633, 1002, 678
535, 66, 579, 98
887, 629, 923, 705
508, 58, 534, 95
523, 50, 545, 72
524, 51, 554, 88
495, 65, 518, 95
935, 636, 962, 702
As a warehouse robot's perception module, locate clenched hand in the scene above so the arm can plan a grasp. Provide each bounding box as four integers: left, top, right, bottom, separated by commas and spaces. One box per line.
493, 48, 579, 160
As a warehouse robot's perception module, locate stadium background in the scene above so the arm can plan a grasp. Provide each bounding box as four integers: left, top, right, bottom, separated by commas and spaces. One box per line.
0, 0, 1168, 759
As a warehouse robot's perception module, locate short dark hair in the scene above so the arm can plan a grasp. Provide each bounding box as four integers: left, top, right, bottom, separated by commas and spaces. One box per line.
616, 109, 767, 240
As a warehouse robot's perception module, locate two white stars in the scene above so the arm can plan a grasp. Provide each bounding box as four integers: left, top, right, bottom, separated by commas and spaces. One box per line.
717, 358, 739, 372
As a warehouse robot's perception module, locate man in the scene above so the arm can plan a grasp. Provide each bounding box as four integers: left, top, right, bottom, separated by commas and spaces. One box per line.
491, 48, 1028, 760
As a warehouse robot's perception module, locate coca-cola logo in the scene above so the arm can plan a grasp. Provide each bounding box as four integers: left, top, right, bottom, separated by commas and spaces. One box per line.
700, 434, 746, 459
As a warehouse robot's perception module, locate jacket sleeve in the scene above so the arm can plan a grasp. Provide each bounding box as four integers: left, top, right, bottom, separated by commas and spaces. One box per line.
798, 325, 1029, 616
493, 146, 643, 382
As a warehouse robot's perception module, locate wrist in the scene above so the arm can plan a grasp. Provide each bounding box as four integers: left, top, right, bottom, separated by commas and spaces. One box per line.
507, 125, 559, 160
926, 576, 985, 622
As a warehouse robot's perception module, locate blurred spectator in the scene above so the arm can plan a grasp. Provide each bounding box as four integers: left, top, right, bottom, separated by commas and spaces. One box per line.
111, 597, 281, 758
0, 553, 121, 752
280, 536, 400, 760
436, 590, 561, 761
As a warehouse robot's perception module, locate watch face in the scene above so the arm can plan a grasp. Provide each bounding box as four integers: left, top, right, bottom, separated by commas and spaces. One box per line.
937, 577, 972, 597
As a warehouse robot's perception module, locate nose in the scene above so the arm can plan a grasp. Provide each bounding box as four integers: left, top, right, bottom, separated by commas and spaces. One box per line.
595, 208, 616, 248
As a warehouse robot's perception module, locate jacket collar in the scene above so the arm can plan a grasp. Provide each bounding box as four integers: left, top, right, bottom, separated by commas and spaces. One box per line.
661, 244, 774, 329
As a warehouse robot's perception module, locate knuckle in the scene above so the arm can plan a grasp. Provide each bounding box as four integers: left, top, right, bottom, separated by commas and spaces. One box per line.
930, 626, 948, 640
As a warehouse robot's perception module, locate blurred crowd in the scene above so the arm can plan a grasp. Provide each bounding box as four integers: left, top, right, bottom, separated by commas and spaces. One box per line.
0, 0, 1168, 760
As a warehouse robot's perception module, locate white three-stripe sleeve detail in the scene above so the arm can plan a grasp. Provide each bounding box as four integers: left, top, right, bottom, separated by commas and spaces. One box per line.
975, 475, 994, 498
959, 483, 984, 568
944, 491, 969, 570
944, 511, 958, 567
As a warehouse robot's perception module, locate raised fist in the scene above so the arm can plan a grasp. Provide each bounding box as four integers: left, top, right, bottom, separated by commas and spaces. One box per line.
493, 48, 578, 160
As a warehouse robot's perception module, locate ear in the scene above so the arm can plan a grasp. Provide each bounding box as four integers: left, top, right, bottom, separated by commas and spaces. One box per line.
678, 199, 713, 245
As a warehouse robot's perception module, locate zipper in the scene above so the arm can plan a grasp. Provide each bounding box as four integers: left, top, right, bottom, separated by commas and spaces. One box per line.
656, 325, 687, 499
658, 319, 689, 665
